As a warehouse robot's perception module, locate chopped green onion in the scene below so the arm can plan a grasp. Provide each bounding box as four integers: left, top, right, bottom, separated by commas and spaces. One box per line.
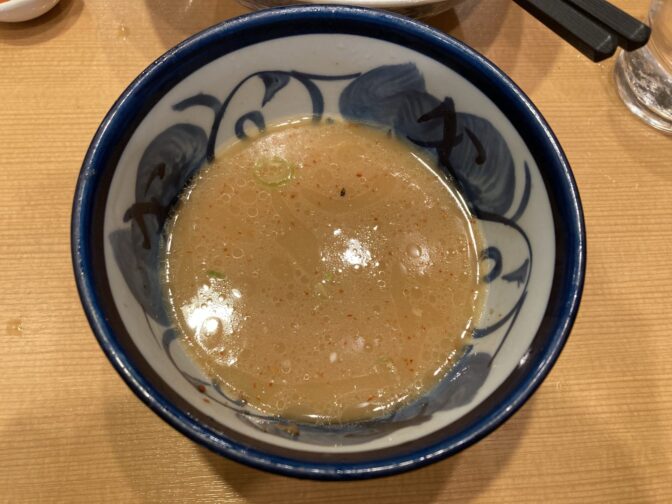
252, 156, 296, 188
206, 270, 227, 280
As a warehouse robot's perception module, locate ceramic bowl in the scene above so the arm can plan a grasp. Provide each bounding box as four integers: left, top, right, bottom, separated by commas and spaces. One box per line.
72, 6, 585, 479
0, 0, 59, 22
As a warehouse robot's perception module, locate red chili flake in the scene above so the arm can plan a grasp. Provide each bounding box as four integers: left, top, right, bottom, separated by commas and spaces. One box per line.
197, 384, 206, 393
203, 398, 210, 403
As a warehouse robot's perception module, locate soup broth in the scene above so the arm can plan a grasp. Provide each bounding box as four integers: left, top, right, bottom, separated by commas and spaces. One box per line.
163, 119, 484, 423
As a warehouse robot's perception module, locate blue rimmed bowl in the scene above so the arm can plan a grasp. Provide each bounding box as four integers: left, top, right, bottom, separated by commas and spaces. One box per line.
72, 6, 585, 480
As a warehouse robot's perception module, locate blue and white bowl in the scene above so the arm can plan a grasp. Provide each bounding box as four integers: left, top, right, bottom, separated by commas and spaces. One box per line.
72, 6, 585, 479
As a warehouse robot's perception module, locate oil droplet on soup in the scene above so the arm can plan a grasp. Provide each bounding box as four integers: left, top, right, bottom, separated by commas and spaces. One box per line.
163, 119, 485, 424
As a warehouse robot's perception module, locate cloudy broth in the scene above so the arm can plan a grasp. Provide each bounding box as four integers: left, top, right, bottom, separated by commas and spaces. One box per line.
162, 119, 484, 423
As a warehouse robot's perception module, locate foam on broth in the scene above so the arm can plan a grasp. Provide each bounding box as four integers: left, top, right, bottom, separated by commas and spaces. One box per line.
162, 119, 484, 423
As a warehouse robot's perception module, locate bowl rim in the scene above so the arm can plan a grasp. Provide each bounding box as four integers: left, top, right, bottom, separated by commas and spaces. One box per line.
71, 5, 585, 480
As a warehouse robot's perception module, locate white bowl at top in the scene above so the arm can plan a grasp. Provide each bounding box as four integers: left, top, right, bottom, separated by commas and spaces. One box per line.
238, 0, 467, 18
0, 0, 60, 22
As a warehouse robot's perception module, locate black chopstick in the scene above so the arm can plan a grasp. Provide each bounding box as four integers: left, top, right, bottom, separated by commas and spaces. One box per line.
562, 0, 651, 51
513, 0, 618, 62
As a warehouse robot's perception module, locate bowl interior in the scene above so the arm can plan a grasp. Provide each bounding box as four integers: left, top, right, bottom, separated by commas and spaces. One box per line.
74, 7, 583, 478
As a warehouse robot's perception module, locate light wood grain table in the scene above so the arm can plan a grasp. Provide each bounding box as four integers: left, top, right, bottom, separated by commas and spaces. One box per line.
1, 0, 671, 502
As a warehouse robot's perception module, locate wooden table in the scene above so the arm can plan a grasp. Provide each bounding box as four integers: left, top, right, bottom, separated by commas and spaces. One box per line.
1, 0, 670, 501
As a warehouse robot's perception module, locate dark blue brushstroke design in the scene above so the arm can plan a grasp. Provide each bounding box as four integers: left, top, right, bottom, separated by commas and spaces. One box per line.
503, 259, 530, 286
173, 93, 222, 114
340, 64, 443, 142
260, 72, 291, 106
471, 209, 532, 361
340, 64, 516, 216
449, 113, 515, 215
205, 70, 361, 162
134, 124, 207, 212
510, 162, 532, 222
424, 349, 491, 409
161, 328, 265, 411
464, 127, 486, 164
110, 124, 207, 324
381, 348, 491, 423
481, 247, 503, 284
411, 97, 462, 171
473, 292, 527, 339
235, 111, 266, 139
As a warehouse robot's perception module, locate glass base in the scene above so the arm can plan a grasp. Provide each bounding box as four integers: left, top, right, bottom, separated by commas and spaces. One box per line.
614, 48, 672, 134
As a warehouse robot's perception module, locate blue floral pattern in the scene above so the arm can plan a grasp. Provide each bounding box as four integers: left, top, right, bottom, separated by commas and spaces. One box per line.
110, 124, 207, 325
